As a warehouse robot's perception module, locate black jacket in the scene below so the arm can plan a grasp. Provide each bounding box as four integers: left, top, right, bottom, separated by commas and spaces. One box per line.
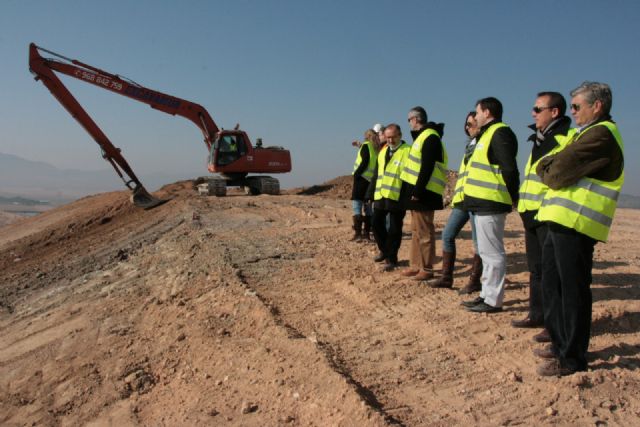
403, 122, 445, 211
520, 116, 572, 230
463, 120, 519, 215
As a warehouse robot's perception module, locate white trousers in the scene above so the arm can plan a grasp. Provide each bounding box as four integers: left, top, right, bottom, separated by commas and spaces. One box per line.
474, 213, 507, 307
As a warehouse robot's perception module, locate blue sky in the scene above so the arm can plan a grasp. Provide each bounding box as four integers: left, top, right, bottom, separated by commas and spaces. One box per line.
1, 0, 639, 195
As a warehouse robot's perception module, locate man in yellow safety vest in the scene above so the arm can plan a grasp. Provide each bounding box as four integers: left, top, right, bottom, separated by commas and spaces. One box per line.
366, 123, 410, 272
461, 97, 520, 313
512, 92, 573, 333
534, 82, 624, 377
399, 106, 447, 283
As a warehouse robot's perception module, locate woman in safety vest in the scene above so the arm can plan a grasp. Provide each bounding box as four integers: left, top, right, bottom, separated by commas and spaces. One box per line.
351, 128, 382, 241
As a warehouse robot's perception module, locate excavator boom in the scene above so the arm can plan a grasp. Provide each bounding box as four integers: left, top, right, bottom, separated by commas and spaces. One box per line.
28, 43, 291, 201
28, 43, 170, 209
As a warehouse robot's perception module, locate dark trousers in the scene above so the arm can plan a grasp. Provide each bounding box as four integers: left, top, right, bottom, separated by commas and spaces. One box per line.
541, 226, 596, 371
372, 208, 406, 263
524, 224, 548, 323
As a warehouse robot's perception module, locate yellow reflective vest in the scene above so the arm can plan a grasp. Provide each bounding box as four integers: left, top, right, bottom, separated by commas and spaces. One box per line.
517, 128, 576, 213
450, 140, 475, 207
399, 128, 448, 195
374, 142, 410, 201
352, 141, 377, 182
536, 121, 624, 242
462, 122, 512, 205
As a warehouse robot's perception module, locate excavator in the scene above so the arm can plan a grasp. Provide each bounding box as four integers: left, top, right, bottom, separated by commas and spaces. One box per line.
28, 43, 292, 209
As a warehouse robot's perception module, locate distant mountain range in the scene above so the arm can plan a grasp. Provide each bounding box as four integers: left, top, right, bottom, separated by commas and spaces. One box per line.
0, 152, 190, 202
1, 152, 639, 209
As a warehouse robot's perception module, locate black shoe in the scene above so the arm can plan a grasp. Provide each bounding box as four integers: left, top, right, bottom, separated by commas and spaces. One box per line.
461, 297, 483, 308
374, 252, 386, 263
382, 261, 398, 272
467, 301, 502, 313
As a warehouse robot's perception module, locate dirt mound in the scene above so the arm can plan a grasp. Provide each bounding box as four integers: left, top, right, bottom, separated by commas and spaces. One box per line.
1, 181, 639, 426
290, 171, 459, 205
289, 175, 353, 199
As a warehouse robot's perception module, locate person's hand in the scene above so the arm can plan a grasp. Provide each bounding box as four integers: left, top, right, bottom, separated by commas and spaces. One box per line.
351, 140, 361, 147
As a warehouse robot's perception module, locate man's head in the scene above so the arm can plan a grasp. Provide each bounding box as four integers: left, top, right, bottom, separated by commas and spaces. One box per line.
532, 91, 566, 131
384, 123, 402, 148
407, 106, 427, 131
475, 97, 503, 128
570, 81, 612, 127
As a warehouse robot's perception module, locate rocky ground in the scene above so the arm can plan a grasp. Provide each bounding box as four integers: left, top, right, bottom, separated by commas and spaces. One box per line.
1, 178, 639, 426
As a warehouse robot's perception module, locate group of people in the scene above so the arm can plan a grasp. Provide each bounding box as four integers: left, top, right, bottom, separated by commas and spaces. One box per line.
350, 81, 625, 377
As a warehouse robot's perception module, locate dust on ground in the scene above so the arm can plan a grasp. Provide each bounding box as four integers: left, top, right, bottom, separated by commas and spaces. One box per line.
1, 178, 639, 426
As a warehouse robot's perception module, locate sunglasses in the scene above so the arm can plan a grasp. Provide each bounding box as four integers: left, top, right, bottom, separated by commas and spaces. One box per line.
407, 116, 417, 122
465, 122, 474, 128
570, 104, 581, 111
532, 106, 553, 114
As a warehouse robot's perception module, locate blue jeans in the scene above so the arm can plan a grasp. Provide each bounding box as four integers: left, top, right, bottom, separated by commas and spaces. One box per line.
442, 207, 477, 253
352, 199, 372, 216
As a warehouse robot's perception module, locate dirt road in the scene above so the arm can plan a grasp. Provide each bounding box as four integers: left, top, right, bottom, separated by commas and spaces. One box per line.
1, 180, 639, 425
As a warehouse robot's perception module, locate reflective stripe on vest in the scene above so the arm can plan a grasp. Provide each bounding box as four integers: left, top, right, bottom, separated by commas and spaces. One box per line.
517, 128, 576, 213
536, 121, 624, 242
374, 143, 410, 201
462, 122, 512, 204
450, 161, 468, 206
352, 141, 377, 181
399, 129, 449, 195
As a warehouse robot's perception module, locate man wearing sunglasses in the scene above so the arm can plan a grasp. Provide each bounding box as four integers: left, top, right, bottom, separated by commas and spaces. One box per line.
461, 97, 520, 313
535, 82, 624, 376
513, 92, 573, 334
399, 106, 447, 282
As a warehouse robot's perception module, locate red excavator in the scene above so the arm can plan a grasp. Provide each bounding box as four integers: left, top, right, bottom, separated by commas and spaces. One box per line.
28, 43, 292, 209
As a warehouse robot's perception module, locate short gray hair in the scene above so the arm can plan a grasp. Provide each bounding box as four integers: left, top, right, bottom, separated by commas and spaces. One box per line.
408, 106, 428, 125
570, 81, 612, 116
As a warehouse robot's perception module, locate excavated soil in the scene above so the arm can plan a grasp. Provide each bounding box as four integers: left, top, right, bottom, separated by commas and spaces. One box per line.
1, 179, 639, 426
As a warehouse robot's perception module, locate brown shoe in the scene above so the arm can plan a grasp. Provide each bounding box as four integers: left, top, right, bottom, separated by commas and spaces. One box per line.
400, 269, 420, 277
511, 317, 544, 328
533, 344, 556, 359
536, 359, 576, 377
532, 329, 551, 343
412, 269, 434, 281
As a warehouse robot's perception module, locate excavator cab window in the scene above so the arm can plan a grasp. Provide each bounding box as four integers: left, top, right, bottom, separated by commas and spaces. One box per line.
216, 134, 244, 165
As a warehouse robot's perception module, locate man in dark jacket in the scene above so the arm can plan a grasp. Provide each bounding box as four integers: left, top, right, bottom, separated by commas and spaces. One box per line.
399, 106, 446, 282
534, 82, 624, 376
461, 97, 519, 313
512, 92, 573, 331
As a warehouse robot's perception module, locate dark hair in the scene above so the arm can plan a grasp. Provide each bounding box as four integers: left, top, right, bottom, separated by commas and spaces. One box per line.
385, 123, 402, 137
464, 111, 476, 136
408, 106, 428, 124
476, 97, 503, 121
537, 91, 567, 116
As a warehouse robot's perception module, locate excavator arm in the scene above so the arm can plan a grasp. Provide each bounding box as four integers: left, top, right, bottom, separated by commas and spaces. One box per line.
28, 43, 220, 208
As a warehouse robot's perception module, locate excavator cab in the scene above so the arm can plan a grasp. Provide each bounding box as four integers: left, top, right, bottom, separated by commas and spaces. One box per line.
213, 133, 246, 166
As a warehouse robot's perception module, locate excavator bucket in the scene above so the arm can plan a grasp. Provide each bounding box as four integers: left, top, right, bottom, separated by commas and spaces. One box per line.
131, 185, 168, 210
